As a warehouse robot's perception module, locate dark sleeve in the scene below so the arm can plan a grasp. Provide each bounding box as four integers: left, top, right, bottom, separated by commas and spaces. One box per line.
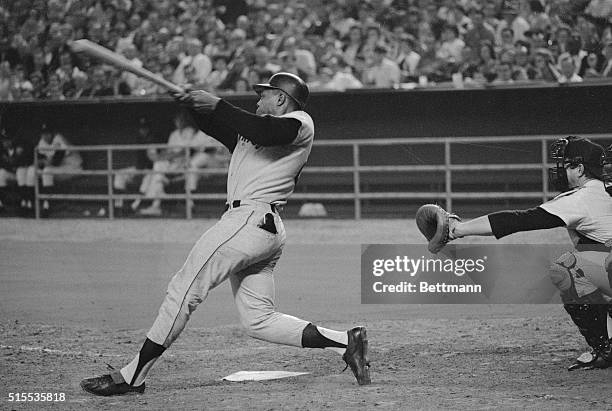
487, 207, 565, 239
213, 100, 301, 147
51, 150, 66, 166
187, 108, 238, 152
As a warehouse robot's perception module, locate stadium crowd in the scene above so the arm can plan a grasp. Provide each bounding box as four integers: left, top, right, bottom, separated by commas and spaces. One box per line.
0, 0, 611, 101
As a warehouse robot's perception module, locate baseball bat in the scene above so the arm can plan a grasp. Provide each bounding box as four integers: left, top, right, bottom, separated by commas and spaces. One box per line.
69, 39, 185, 93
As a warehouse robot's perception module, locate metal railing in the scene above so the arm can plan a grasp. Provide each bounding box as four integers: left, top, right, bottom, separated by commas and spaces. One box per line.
34, 134, 611, 219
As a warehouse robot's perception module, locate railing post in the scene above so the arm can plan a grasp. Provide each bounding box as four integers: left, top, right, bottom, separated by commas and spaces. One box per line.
541, 138, 549, 203
353, 143, 361, 219
107, 148, 114, 219
444, 139, 452, 212
34, 146, 40, 219
185, 146, 192, 220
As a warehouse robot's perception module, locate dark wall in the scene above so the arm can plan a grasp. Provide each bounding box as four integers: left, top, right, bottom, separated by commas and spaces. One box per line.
1, 84, 610, 147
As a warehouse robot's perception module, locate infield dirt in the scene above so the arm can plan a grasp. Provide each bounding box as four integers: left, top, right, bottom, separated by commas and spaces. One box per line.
1, 219, 610, 410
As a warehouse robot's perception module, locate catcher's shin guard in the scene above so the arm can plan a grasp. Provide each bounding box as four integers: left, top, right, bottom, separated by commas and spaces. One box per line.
563, 298, 612, 370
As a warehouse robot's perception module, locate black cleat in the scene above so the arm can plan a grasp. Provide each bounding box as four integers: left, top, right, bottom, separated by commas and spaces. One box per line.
80, 371, 145, 396
568, 348, 612, 371
342, 326, 371, 385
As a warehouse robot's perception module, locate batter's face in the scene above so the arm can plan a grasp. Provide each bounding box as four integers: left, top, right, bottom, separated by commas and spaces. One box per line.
256, 89, 284, 116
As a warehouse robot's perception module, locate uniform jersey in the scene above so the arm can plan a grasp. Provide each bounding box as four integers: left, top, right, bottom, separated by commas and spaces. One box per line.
37, 133, 82, 167
226, 110, 314, 205
540, 179, 612, 245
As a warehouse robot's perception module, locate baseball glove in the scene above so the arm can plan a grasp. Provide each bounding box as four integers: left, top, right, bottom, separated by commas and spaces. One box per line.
415, 204, 461, 254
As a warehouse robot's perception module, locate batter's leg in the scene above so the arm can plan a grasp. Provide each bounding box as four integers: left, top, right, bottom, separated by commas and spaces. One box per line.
230, 251, 371, 384
118, 209, 280, 388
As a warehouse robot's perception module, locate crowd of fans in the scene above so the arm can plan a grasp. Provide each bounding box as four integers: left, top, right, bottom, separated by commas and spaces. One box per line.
0, 0, 611, 101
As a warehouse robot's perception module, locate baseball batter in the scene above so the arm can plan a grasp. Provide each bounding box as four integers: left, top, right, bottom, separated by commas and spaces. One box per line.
421, 136, 612, 370
80, 73, 370, 396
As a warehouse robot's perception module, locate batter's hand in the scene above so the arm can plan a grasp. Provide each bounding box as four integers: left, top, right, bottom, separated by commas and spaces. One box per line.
171, 89, 221, 114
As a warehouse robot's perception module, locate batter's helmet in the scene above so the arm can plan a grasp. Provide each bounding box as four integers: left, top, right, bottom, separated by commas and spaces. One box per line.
253, 72, 309, 109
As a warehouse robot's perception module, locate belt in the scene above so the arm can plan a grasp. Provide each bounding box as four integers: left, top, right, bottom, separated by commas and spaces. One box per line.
224, 200, 277, 213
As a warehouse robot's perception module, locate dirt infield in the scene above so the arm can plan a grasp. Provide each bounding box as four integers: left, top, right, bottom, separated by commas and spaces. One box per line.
1, 218, 610, 410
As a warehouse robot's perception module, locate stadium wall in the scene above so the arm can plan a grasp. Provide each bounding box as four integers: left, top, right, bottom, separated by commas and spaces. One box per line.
1, 83, 611, 148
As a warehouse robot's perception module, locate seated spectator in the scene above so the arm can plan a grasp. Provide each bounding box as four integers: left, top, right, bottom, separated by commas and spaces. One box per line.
464, 8, 496, 51
436, 25, 465, 64
173, 38, 212, 86
528, 48, 559, 81
203, 54, 230, 92
363, 45, 401, 88
112, 117, 158, 211
602, 40, 612, 77
579, 52, 604, 78
36, 123, 83, 212
0, 132, 35, 213
135, 112, 229, 216
0, 61, 13, 101
491, 62, 514, 85
557, 53, 583, 83
396, 34, 421, 82
342, 25, 364, 68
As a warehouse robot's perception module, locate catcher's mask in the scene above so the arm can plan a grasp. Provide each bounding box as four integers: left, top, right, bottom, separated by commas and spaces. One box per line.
548, 136, 604, 192
603, 144, 612, 196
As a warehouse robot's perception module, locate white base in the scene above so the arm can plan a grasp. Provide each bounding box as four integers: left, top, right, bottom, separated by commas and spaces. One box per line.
222, 370, 310, 382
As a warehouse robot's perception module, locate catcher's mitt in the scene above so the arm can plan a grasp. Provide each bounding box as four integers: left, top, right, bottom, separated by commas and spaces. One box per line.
415, 204, 461, 254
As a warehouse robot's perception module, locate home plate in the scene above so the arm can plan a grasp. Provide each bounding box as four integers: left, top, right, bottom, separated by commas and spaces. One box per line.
223, 371, 310, 382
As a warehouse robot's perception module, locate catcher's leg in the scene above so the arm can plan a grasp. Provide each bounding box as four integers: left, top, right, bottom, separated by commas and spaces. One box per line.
550, 252, 612, 370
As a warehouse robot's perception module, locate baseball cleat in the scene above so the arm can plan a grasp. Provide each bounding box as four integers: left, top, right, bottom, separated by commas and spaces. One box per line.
568, 348, 612, 371
80, 372, 145, 396
342, 326, 371, 385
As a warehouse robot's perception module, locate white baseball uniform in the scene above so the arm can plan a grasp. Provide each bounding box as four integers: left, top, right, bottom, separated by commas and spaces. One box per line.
541, 179, 612, 297
146, 110, 314, 348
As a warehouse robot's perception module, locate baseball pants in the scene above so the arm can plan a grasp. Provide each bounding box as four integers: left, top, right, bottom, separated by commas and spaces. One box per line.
147, 201, 309, 348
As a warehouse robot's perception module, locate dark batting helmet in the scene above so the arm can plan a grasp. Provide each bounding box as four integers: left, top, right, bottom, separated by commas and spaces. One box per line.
253, 72, 309, 109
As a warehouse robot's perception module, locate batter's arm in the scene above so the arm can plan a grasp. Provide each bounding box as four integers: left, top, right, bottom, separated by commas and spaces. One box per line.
187, 109, 238, 152
213, 100, 301, 147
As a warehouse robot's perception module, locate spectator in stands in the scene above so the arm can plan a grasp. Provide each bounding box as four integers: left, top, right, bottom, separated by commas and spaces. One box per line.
251, 46, 280, 84
557, 53, 583, 83
36, 123, 83, 213
396, 34, 421, 81
363, 45, 401, 88
281, 37, 317, 81
135, 112, 227, 216
342, 25, 364, 69
579, 51, 604, 78
321, 57, 364, 91
601, 39, 612, 77
0, 61, 13, 101
437, 25, 466, 64
464, 8, 496, 51
173, 38, 212, 87
529, 48, 559, 81
492, 61, 515, 84
497, 4, 530, 44
203, 54, 230, 92
497, 28, 516, 54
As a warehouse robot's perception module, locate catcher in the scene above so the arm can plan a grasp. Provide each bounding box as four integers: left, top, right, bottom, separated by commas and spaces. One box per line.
416, 136, 612, 370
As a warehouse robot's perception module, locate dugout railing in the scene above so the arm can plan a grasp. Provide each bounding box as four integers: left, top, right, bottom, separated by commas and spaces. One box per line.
34, 134, 612, 219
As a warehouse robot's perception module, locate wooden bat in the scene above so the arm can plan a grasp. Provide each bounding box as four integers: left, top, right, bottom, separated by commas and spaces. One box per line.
69, 39, 184, 93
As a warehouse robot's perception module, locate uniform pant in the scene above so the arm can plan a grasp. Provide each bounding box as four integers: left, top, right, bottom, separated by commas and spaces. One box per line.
41, 158, 82, 187
147, 201, 309, 348
550, 250, 612, 299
